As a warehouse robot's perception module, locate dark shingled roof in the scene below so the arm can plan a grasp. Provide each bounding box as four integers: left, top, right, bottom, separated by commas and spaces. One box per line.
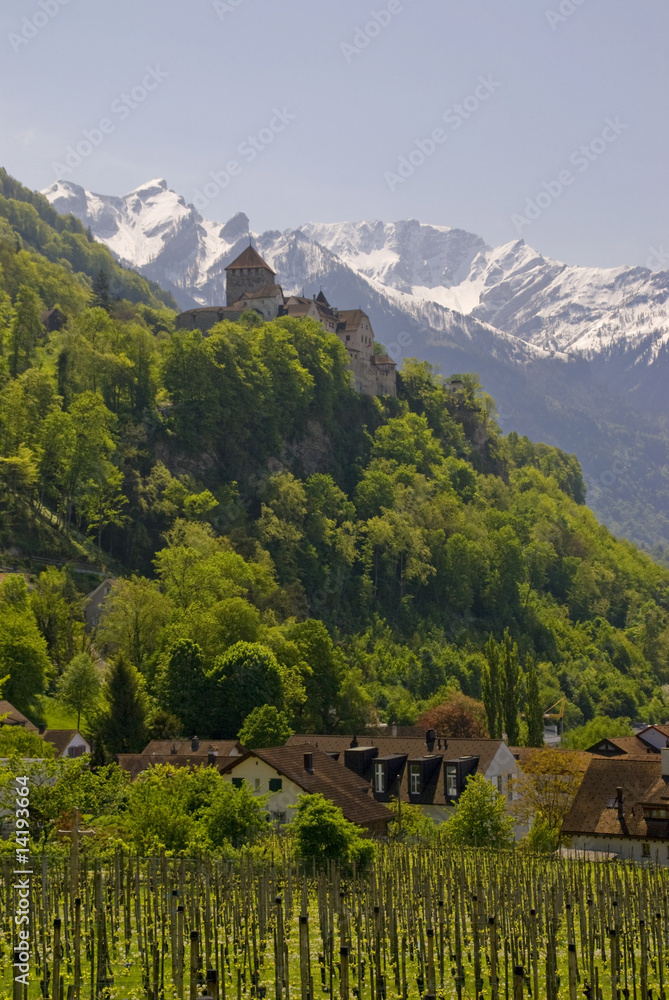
225, 245, 275, 273
239, 745, 392, 831
43, 730, 87, 755
562, 756, 669, 840
0, 701, 38, 731
337, 309, 369, 331
285, 735, 510, 806
585, 736, 651, 755
142, 739, 244, 757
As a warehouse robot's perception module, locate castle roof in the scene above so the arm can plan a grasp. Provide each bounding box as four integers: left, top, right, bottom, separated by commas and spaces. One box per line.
225, 245, 275, 273
316, 290, 330, 307
338, 309, 369, 331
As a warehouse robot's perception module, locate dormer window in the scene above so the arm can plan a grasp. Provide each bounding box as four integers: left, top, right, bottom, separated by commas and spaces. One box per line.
446, 765, 458, 798
374, 761, 385, 794
409, 764, 421, 795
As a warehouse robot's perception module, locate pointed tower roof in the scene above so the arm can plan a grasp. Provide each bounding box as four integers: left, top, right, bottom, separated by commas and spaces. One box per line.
315, 290, 330, 307
225, 245, 275, 274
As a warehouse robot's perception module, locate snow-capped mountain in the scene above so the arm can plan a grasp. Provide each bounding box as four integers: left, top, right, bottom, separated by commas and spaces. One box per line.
43, 178, 669, 558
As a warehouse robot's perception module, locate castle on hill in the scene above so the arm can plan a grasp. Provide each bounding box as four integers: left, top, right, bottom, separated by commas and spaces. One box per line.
175, 245, 397, 397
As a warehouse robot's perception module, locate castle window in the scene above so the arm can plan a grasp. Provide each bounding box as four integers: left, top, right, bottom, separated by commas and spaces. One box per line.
346, 335, 350, 341
374, 762, 385, 794
409, 764, 421, 795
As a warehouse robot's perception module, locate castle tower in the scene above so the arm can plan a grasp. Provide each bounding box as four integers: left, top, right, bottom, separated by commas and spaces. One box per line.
225, 245, 276, 307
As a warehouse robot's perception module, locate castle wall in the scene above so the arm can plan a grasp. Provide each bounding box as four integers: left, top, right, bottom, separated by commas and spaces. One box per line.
226, 266, 273, 306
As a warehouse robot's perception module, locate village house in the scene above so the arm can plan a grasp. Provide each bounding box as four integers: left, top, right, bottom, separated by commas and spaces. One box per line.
41, 729, 90, 758
562, 749, 669, 865
221, 744, 392, 836
285, 731, 520, 829
175, 245, 396, 397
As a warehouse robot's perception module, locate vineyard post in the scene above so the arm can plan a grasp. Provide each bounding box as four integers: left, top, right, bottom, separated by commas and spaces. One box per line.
190, 930, 200, 1000
340, 946, 349, 1000
53, 918, 61, 1000
513, 965, 524, 1000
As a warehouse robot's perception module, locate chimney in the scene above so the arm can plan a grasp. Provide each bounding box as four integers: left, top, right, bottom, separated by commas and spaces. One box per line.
191, 736, 199, 752
207, 752, 216, 767
350, 735, 358, 748
38, 724, 46, 735
304, 752, 314, 774
426, 729, 436, 753
616, 786, 624, 821
662, 746, 669, 779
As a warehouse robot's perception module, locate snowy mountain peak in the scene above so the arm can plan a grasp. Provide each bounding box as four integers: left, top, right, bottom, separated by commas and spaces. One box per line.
42, 177, 669, 368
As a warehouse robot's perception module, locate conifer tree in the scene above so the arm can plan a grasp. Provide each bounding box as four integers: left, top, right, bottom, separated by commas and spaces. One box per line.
482, 633, 501, 738
98, 654, 147, 755
91, 269, 111, 312
525, 655, 544, 747
500, 629, 521, 745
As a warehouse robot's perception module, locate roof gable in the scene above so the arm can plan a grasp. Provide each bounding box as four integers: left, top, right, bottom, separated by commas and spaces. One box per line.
225, 245, 275, 273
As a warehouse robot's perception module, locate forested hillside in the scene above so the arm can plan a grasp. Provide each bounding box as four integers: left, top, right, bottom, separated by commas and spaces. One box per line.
1, 171, 668, 748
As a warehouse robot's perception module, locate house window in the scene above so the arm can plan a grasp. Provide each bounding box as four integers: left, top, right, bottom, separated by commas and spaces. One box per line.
254, 778, 261, 791
642, 842, 651, 858
494, 775, 503, 793
446, 765, 458, 798
374, 762, 385, 794
232, 777, 243, 789
271, 811, 286, 825
67, 745, 85, 758
269, 778, 282, 792
410, 765, 421, 795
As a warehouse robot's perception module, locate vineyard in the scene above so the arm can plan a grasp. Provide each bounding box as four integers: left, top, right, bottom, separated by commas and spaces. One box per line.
1, 846, 668, 1000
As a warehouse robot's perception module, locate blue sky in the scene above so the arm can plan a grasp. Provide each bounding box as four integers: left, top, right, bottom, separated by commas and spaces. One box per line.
1, 0, 667, 268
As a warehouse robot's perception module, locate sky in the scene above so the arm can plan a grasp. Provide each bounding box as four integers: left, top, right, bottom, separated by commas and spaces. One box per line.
1, 0, 668, 269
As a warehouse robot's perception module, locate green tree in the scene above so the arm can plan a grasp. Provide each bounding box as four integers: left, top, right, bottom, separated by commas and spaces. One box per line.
292, 793, 375, 867
238, 705, 294, 749
482, 634, 501, 739
8, 286, 43, 377
500, 630, 521, 745
95, 576, 173, 676
0, 726, 56, 759
96, 655, 148, 757
91, 269, 111, 312
157, 639, 209, 738
525, 656, 544, 748
444, 772, 515, 848
56, 653, 101, 729
209, 642, 285, 738
563, 716, 634, 750
0, 575, 50, 717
